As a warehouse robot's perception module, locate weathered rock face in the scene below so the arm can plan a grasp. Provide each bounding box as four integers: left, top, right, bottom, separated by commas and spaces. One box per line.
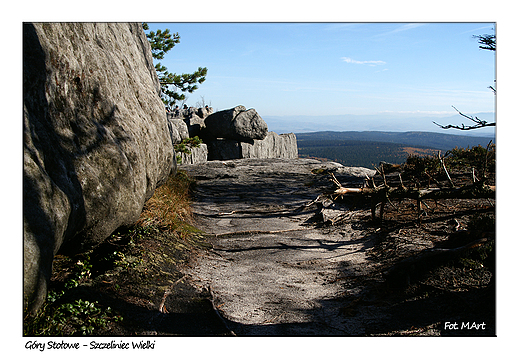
202, 105, 268, 142
185, 113, 206, 138
241, 132, 298, 159
207, 132, 298, 160
166, 105, 297, 164
179, 144, 208, 165
168, 118, 189, 143
23, 23, 174, 314
167, 106, 213, 139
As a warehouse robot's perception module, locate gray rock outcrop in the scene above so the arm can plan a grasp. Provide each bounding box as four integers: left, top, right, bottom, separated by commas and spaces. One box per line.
23, 23, 174, 314
207, 132, 298, 160
241, 132, 298, 159
202, 105, 268, 142
185, 114, 207, 138
179, 144, 208, 165
167, 105, 298, 164
167, 106, 213, 139
168, 118, 190, 143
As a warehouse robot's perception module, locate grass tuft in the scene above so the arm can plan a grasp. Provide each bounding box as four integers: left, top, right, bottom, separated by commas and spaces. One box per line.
136, 170, 197, 238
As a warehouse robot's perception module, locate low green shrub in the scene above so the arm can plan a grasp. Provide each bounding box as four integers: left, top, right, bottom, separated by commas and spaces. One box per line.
445, 143, 495, 180
174, 136, 203, 164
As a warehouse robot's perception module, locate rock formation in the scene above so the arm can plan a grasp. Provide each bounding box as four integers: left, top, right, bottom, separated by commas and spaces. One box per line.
207, 132, 298, 160
202, 105, 268, 142
168, 118, 190, 143
179, 144, 209, 165
169, 105, 298, 164
167, 106, 212, 140
23, 23, 174, 314
241, 132, 298, 159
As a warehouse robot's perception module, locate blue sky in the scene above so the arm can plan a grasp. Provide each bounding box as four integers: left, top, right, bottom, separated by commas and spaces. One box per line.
147, 22, 495, 128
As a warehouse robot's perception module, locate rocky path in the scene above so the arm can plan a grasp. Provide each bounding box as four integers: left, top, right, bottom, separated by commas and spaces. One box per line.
181, 159, 382, 335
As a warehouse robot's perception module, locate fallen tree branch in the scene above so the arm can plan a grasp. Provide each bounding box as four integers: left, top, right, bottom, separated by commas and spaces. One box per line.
327, 173, 495, 221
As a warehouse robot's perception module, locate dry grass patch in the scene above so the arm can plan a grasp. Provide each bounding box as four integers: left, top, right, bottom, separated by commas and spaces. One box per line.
137, 170, 198, 238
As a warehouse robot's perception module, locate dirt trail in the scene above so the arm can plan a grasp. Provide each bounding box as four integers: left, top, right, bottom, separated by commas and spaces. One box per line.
181, 158, 383, 335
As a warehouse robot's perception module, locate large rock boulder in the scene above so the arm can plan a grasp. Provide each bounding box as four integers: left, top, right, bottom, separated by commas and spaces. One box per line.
207, 132, 298, 160
23, 23, 175, 314
168, 118, 190, 144
202, 105, 268, 142
167, 106, 213, 138
179, 144, 208, 165
184, 111, 207, 138
241, 132, 298, 159
335, 166, 377, 178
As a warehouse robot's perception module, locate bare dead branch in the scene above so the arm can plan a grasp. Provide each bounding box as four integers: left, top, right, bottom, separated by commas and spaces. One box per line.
438, 151, 455, 188
327, 173, 495, 222
433, 106, 496, 131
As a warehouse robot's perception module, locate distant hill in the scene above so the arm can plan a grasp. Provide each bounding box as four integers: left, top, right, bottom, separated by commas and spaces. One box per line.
296, 131, 495, 168
265, 112, 495, 137
296, 131, 495, 151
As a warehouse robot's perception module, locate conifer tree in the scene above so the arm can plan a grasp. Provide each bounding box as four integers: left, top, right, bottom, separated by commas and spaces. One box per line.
143, 23, 208, 109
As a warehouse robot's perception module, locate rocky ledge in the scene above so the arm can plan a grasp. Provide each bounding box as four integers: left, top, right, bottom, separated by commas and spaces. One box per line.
168, 105, 298, 164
